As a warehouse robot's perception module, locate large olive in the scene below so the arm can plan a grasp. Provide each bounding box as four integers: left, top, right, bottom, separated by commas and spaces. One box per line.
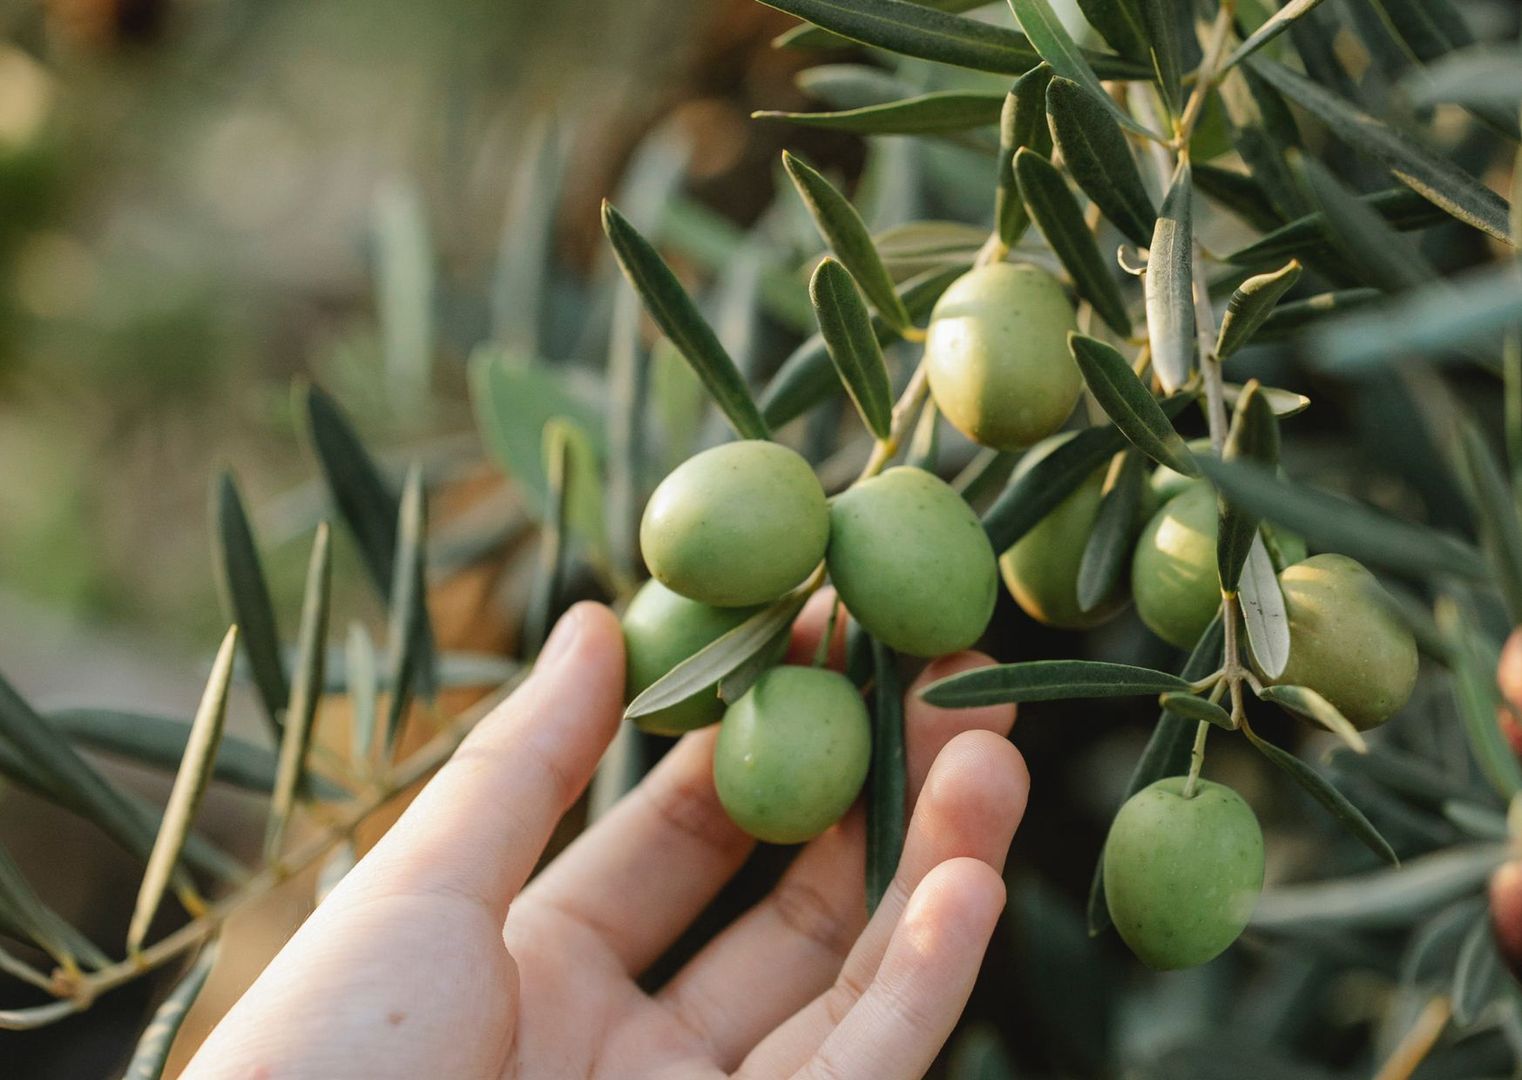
641, 440, 829, 607
713, 666, 871, 844
621, 580, 761, 735
827, 466, 997, 657
999, 437, 1128, 629
1268, 553, 1417, 730
1103, 777, 1264, 970
1131, 480, 1221, 650
924, 263, 1081, 451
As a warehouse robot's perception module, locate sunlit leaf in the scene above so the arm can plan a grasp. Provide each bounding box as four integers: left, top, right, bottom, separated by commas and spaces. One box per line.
1010, 0, 1160, 138
345, 622, 379, 776
754, 91, 1004, 134
1239, 535, 1291, 679
921, 660, 1190, 707
1258, 684, 1367, 753
1221, 382, 1310, 417
1216, 261, 1302, 359
1222, 0, 1325, 71
811, 259, 895, 439
383, 466, 427, 750
1076, 452, 1146, 613
1069, 334, 1196, 475
1045, 77, 1156, 246
994, 65, 1053, 250
371, 181, 434, 413
1145, 159, 1195, 393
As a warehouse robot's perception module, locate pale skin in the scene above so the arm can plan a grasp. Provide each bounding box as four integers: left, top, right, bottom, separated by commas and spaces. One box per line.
186, 593, 1028, 1079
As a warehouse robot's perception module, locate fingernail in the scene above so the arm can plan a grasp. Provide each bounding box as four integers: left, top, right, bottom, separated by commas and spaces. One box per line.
538, 604, 589, 667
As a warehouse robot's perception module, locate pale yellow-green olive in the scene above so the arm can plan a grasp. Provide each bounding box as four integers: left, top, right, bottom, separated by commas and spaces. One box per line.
1131, 480, 1221, 650
924, 263, 1081, 451
1269, 553, 1418, 730
827, 466, 997, 657
641, 440, 829, 607
621, 579, 762, 735
713, 666, 871, 844
1103, 777, 1264, 970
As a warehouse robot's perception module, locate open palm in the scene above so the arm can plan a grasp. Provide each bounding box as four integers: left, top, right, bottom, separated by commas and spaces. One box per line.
187, 598, 1027, 1079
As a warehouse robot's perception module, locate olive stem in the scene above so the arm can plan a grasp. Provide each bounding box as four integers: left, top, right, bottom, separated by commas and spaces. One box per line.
1371, 996, 1451, 1080
1173, 0, 1237, 149
857, 361, 932, 484
813, 597, 842, 668
1182, 720, 1211, 798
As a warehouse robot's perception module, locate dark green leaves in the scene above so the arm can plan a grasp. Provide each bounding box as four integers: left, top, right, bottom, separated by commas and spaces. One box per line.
755, 91, 1004, 134
1222, 0, 1325, 71
1045, 77, 1156, 247
1217, 381, 1280, 593
1258, 684, 1367, 754
1069, 334, 1196, 476
1453, 420, 1522, 625
1216, 261, 1302, 359
1010, 0, 1159, 138
1075, 0, 1147, 61
122, 940, 220, 1080
921, 660, 1190, 707
810, 259, 894, 438
867, 639, 906, 914
1157, 691, 1233, 729
1242, 723, 1398, 864
383, 465, 428, 748
995, 65, 1053, 250
1288, 150, 1436, 292
602, 201, 770, 440
1247, 57, 1514, 243
1014, 148, 1131, 335
1137, 0, 1182, 113
1438, 599, 1522, 800
1076, 452, 1146, 613
211, 472, 287, 738
1144, 159, 1195, 393
1223, 188, 1442, 268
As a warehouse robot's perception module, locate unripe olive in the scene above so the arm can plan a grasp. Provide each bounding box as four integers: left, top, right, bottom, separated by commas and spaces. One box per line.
1498, 629, 1522, 756
1131, 481, 1221, 650
641, 440, 829, 607
1491, 860, 1522, 983
621, 580, 761, 735
924, 263, 1081, 451
999, 437, 1127, 629
713, 666, 871, 844
1269, 554, 1417, 730
1103, 777, 1264, 970
827, 466, 997, 657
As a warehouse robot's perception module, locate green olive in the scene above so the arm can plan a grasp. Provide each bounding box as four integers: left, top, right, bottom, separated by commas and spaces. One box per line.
924, 263, 1081, 451
713, 666, 871, 844
1268, 553, 1418, 729
621, 580, 762, 735
1103, 777, 1264, 970
827, 466, 997, 657
1131, 480, 1221, 650
641, 440, 829, 607
999, 436, 1128, 629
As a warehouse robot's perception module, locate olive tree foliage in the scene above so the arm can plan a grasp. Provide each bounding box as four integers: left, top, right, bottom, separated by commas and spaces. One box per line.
0, 0, 1520, 1075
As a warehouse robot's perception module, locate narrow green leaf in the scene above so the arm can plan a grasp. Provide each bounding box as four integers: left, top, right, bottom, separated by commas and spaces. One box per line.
372, 182, 434, 412
1453, 419, 1522, 625
1010, 0, 1161, 138
1222, 0, 1325, 71
921, 660, 1190, 707
1217, 67, 1309, 224
1254, 288, 1382, 340
1076, 452, 1146, 613
345, 622, 379, 775
1371, 0, 1472, 61
602, 201, 770, 440
607, 285, 647, 587
908, 398, 940, 472
122, 940, 220, 1080
383, 466, 427, 751
0, 840, 109, 969
755, 91, 1004, 134
1247, 57, 1514, 243
1216, 261, 1302, 359
523, 427, 570, 658
1069, 334, 1196, 475
1192, 158, 1285, 232
995, 64, 1053, 250
1452, 912, 1503, 1026
211, 472, 287, 738
1136, 0, 1182, 113
794, 63, 917, 109
1199, 457, 1489, 580
1221, 381, 1310, 417
1239, 536, 1291, 680
783, 152, 911, 331
1259, 684, 1367, 754
265, 523, 332, 862
1015, 148, 1132, 335
1045, 77, 1156, 247
868, 638, 907, 914
1217, 381, 1280, 593
811, 259, 895, 439
1075, 0, 1147, 61
490, 117, 561, 355
1223, 188, 1447, 267
1158, 691, 1234, 730
128, 627, 237, 954
716, 622, 792, 705
754, 0, 1148, 77
626, 593, 809, 719
1404, 47, 1522, 113
1438, 598, 1522, 800
1243, 723, 1398, 864
1145, 159, 1195, 393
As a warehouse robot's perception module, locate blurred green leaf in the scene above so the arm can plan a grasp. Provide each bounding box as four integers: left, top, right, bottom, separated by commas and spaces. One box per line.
1216, 261, 1302, 359
1193, 158, 1285, 232
1137, 0, 1182, 113
1452, 419, 1522, 625
1223, 0, 1325, 70
0, 840, 109, 969
811, 259, 895, 439
371, 182, 434, 412
1288, 150, 1437, 292
1011, 0, 1160, 138
1145, 159, 1195, 393
1069, 334, 1196, 475
211, 471, 287, 739
1015, 148, 1132, 335
383, 466, 427, 751
1405, 46, 1522, 113
1218, 381, 1280, 592
1254, 288, 1381, 340
491, 118, 562, 356
1452, 913, 1503, 1026
868, 638, 906, 914
1224, 188, 1446, 267
523, 427, 571, 657
908, 398, 940, 471
1046, 76, 1157, 246
1259, 684, 1367, 754
921, 660, 1190, 706
947, 1024, 1018, 1080
602, 202, 770, 440
1158, 690, 1233, 729
122, 940, 220, 1080
345, 622, 379, 776
1077, 452, 1146, 613
1217, 68, 1309, 224
607, 285, 648, 587
1438, 599, 1522, 801
1239, 537, 1291, 679
995, 65, 1053, 250
1221, 382, 1310, 418
755, 91, 1004, 134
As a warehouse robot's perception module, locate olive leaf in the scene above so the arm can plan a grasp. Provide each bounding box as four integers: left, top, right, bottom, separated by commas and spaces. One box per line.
1045, 77, 1156, 247
345, 622, 379, 774
211, 471, 287, 738
1076, 451, 1146, 613
1258, 684, 1367, 754
383, 465, 428, 750
921, 660, 1191, 707
127, 626, 237, 954
994, 65, 1053, 250
908, 398, 940, 471
810, 258, 895, 439
1216, 68, 1308, 225
1406, 48, 1522, 113
1452, 419, 1522, 626
1009, 0, 1160, 139
1068, 334, 1197, 476
1437, 598, 1522, 801
1014, 148, 1132, 336
1238, 536, 1291, 680
794, 63, 917, 109
1223, 188, 1445, 268
1075, 0, 1147, 61
867, 639, 906, 915
1192, 159, 1284, 232
1157, 691, 1233, 730
371, 181, 434, 412
490, 117, 562, 357
523, 424, 572, 657
121, 940, 221, 1080
1217, 381, 1280, 593
1215, 261, 1302, 360
1241, 722, 1398, 865
783, 152, 912, 331
1452, 913, 1503, 1026
606, 285, 644, 585
1222, 0, 1325, 71
754, 91, 1004, 135
1144, 159, 1196, 394
0, 840, 109, 969
1136, 0, 1183, 113
716, 622, 793, 705
1247, 57, 1514, 243
1255, 288, 1381, 340
1371, 0, 1471, 61
602, 201, 771, 440
1221, 382, 1310, 418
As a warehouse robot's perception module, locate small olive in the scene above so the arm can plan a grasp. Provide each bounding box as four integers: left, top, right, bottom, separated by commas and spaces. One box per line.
1131, 480, 1221, 650
641, 440, 829, 607
1103, 777, 1264, 970
924, 263, 1081, 451
621, 579, 762, 735
827, 466, 997, 657
713, 666, 871, 844
1269, 553, 1417, 730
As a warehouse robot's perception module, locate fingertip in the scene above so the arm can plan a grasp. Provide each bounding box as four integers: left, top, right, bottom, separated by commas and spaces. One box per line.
917, 731, 1029, 858
903, 652, 1015, 796
539, 602, 625, 690
902, 857, 1006, 955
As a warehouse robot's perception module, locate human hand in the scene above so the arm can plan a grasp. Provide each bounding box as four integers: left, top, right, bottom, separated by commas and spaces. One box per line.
186, 596, 1028, 1078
